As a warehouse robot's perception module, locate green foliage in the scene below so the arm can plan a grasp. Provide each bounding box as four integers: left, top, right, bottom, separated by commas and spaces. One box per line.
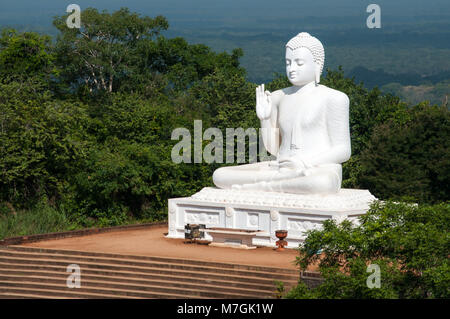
0, 29, 56, 82
86, 93, 177, 145
274, 280, 285, 299
287, 201, 450, 299
187, 68, 267, 166
0, 80, 90, 207
139, 36, 244, 91
190, 68, 256, 129
359, 103, 450, 203
65, 140, 178, 221
0, 201, 75, 240
53, 7, 169, 94
52, 7, 244, 96
0, 8, 247, 230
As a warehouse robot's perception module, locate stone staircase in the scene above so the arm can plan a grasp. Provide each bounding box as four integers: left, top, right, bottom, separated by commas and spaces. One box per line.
0, 246, 299, 299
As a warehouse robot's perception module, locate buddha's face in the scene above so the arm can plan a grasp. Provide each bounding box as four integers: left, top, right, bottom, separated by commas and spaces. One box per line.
285, 47, 316, 86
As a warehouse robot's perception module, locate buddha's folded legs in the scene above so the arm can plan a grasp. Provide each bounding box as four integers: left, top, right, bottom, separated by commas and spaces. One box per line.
238, 169, 341, 194
213, 162, 342, 194
213, 161, 283, 189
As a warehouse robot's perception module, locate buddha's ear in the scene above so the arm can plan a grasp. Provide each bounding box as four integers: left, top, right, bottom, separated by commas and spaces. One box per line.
315, 63, 321, 85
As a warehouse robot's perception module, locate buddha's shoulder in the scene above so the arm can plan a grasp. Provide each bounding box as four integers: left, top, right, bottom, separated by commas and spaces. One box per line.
269, 88, 288, 105
272, 85, 349, 105
316, 85, 349, 105
271, 88, 288, 98
271, 86, 297, 99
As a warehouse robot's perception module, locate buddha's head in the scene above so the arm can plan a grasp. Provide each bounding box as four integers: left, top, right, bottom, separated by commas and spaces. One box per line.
285, 32, 325, 86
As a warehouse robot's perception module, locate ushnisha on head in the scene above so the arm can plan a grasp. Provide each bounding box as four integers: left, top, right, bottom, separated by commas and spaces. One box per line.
285, 32, 325, 86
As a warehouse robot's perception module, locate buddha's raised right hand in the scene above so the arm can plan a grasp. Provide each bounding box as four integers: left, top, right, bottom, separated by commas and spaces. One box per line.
256, 84, 272, 120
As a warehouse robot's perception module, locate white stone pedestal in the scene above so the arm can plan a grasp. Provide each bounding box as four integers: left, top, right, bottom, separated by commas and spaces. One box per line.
167, 187, 377, 249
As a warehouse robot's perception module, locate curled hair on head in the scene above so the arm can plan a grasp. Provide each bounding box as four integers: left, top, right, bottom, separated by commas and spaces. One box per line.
286, 32, 325, 75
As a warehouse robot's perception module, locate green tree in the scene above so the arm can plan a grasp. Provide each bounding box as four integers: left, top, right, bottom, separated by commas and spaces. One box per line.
136, 36, 244, 91
358, 103, 450, 203
0, 29, 56, 83
286, 201, 450, 299
53, 7, 168, 94
0, 80, 90, 207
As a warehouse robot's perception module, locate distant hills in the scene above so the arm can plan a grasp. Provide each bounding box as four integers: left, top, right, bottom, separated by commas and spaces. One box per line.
348, 66, 450, 88
1, 0, 449, 105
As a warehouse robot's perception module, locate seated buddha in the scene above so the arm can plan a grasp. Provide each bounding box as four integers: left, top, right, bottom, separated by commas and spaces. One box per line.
212, 32, 351, 194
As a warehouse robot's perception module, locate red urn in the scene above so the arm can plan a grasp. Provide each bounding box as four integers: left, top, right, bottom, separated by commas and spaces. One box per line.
275, 230, 288, 251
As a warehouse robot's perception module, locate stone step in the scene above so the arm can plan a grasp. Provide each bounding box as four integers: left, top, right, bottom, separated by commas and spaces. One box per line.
0, 271, 273, 298
4, 245, 298, 275
0, 250, 299, 282
0, 274, 265, 298
0, 267, 279, 292
0, 285, 142, 299
0, 280, 207, 299
0, 245, 300, 298
0, 291, 74, 299
0, 261, 293, 291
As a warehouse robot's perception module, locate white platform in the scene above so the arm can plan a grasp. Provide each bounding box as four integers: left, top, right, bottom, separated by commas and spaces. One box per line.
167, 187, 377, 249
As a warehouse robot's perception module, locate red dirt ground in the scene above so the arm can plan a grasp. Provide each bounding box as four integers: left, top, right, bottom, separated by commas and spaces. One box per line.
23, 226, 302, 270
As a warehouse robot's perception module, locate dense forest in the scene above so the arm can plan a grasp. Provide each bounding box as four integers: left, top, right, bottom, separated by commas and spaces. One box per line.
0, 8, 448, 298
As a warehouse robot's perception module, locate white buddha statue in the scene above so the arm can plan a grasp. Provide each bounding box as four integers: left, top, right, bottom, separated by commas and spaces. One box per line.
213, 32, 351, 194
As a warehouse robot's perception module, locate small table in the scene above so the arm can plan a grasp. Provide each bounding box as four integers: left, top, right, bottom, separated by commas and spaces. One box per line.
203, 228, 264, 249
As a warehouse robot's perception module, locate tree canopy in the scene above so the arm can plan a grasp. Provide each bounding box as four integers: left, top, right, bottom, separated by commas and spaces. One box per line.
286, 201, 449, 299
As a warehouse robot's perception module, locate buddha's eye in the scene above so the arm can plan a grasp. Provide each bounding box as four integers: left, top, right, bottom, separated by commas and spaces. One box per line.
296, 60, 304, 66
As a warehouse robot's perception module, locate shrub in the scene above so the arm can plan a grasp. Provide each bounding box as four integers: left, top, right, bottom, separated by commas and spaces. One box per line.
359, 103, 450, 203
287, 201, 450, 299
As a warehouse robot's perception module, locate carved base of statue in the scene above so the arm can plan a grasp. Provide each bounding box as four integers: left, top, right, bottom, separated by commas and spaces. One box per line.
166, 187, 377, 248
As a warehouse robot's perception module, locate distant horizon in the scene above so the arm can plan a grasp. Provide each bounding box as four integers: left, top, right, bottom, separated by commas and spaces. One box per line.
1, 0, 448, 105
1, 0, 449, 28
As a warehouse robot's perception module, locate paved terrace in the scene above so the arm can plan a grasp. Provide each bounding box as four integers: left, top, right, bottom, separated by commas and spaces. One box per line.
21, 225, 301, 270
